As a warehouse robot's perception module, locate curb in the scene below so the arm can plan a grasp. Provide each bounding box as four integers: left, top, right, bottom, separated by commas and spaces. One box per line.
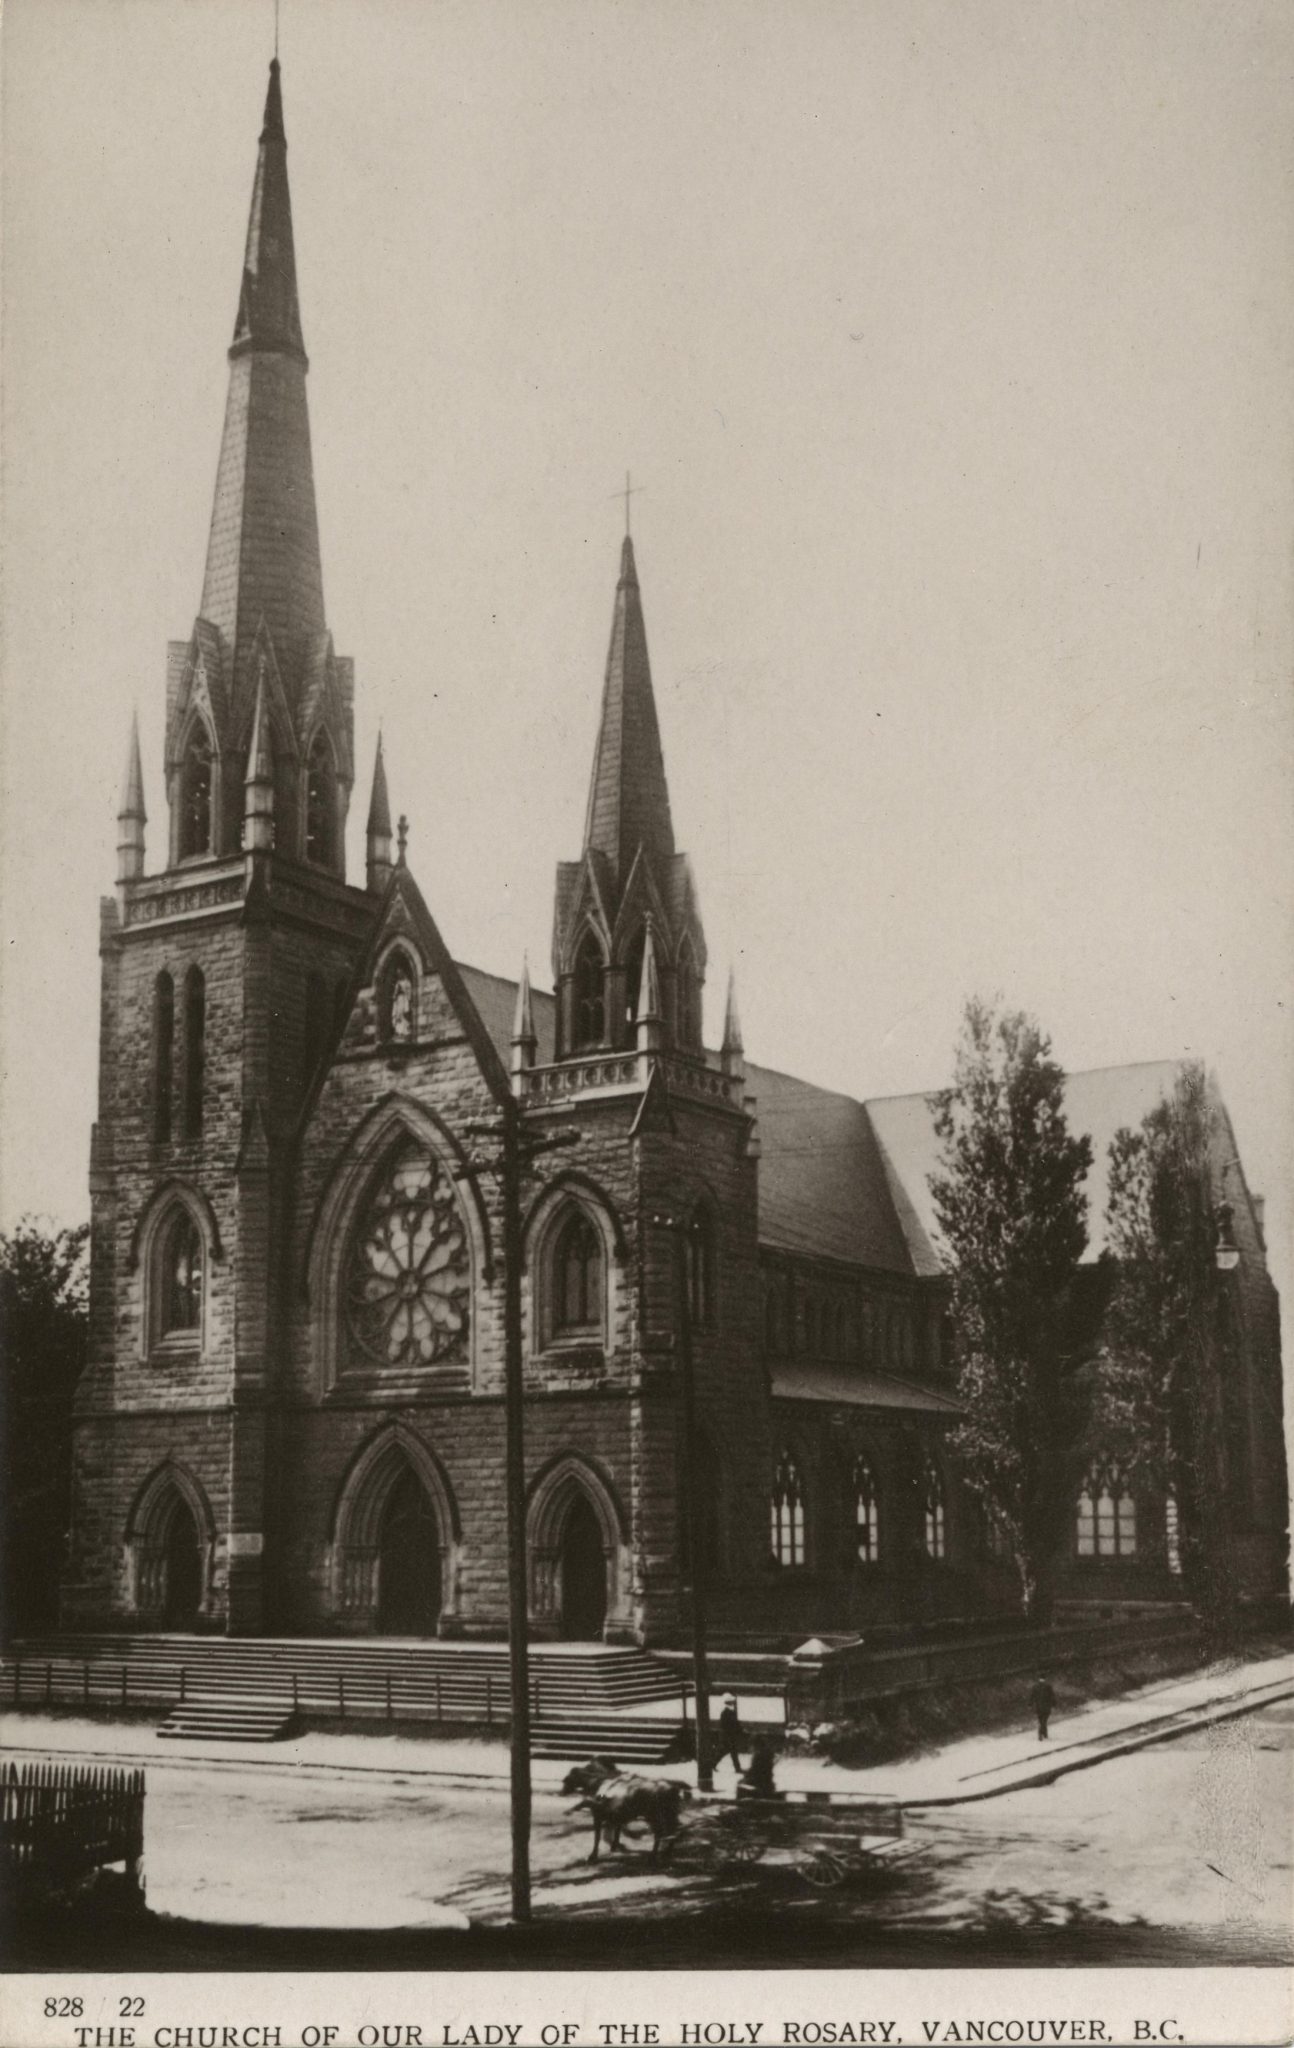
901, 1676, 1294, 1808
5, 1674, 1291, 1804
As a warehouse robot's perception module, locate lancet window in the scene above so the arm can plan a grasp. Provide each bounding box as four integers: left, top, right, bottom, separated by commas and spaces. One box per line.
153, 972, 174, 1144
1075, 1466, 1137, 1558
922, 1455, 947, 1560
305, 732, 337, 867
572, 936, 605, 1050
158, 1210, 203, 1343
553, 1209, 603, 1337
852, 1456, 880, 1565
178, 725, 214, 860
183, 968, 205, 1141
770, 1450, 806, 1568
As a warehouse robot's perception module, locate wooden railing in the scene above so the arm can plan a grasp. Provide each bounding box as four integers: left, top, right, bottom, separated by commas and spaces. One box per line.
2, 1760, 145, 1894
2, 1656, 684, 1731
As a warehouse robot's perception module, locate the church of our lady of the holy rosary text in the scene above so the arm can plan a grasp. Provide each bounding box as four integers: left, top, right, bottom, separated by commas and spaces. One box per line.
65, 58, 1288, 1648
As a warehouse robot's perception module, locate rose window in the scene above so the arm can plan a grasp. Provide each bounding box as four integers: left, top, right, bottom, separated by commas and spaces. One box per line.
346, 1146, 469, 1367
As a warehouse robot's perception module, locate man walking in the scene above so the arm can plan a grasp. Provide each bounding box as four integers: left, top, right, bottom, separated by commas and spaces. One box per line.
1030, 1673, 1056, 1741
716, 1692, 745, 1773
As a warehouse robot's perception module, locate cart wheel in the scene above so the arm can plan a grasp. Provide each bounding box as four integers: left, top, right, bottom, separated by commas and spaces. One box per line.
797, 1848, 850, 1890
721, 1837, 766, 1867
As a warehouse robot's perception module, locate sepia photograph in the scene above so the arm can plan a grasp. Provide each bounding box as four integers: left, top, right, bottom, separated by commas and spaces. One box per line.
1, 1, 1292, 2041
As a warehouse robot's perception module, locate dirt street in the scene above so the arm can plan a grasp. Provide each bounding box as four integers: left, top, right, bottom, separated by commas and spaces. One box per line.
99, 1700, 1289, 1964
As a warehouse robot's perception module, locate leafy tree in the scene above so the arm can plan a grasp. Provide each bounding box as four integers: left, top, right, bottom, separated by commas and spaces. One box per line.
1099, 1062, 1236, 1642
0, 1219, 88, 1636
929, 999, 1093, 1625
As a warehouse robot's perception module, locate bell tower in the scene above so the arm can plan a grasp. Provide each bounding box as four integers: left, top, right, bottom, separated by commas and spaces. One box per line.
551, 536, 708, 1058
532, 533, 762, 1642
69, 58, 384, 1635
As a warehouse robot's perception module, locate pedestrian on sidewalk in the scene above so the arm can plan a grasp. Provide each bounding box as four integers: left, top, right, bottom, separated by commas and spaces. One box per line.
1030, 1673, 1055, 1741
716, 1693, 745, 1773
737, 1733, 779, 1802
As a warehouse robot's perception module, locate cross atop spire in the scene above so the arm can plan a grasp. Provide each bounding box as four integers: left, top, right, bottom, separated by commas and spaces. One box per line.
611, 470, 643, 539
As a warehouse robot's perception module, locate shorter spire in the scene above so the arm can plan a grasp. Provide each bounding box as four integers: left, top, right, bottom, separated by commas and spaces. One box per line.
116, 712, 146, 882
635, 916, 664, 1054
396, 814, 409, 867
243, 667, 275, 853
511, 956, 537, 1087
721, 967, 744, 1077
118, 711, 146, 821
366, 733, 393, 893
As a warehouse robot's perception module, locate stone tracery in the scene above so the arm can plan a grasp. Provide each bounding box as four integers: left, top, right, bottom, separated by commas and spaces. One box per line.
345, 1144, 469, 1368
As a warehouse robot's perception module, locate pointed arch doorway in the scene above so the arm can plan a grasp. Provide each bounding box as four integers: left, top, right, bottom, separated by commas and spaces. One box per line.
161, 1498, 202, 1628
559, 1491, 607, 1640
377, 1466, 443, 1636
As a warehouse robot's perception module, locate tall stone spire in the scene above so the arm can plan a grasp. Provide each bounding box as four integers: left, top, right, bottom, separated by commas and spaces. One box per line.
198, 57, 324, 705
582, 537, 675, 886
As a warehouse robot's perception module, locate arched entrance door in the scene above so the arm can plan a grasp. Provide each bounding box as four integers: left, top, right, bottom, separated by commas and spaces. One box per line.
377, 1467, 442, 1635
161, 1498, 202, 1628
559, 1492, 607, 1640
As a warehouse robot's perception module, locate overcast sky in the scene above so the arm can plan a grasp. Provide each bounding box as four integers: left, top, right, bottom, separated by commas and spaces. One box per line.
3, 2, 1291, 1335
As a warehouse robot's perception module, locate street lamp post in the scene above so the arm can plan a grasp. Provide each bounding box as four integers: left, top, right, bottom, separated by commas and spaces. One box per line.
653, 1211, 714, 1792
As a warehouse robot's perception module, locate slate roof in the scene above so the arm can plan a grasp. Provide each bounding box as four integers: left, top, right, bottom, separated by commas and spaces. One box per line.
582, 536, 676, 886
866, 1059, 1185, 1272
456, 964, 557, 1065
198, 57, 325, 705
743, 1063, 914, 1273
451, 961, 1187, 1283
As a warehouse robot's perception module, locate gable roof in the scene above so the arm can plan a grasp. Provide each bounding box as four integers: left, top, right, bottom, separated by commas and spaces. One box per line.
865, 1059, 1186, 1272
744, 1062, 914, 1273
450, 959, 1189, 1281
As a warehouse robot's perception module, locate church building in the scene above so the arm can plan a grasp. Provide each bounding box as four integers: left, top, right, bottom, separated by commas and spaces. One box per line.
65, 60, 1288, 1645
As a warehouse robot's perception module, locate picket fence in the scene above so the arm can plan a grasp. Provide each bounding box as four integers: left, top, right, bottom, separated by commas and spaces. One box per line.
1, 1760, 145, 1893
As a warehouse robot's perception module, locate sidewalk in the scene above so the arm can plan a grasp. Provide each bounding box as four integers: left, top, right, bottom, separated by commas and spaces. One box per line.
4, 1648, 1293, 1806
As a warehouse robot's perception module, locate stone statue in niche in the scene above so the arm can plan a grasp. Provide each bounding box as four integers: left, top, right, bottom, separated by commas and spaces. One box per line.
390, 968, 414, 1041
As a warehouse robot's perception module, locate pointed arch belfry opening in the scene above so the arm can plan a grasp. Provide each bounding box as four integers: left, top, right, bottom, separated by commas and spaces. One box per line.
330, 1424, 462, 1635
526, 1455, 631, 1641
126, 1462, 215, 1628
178, 720, 215, 860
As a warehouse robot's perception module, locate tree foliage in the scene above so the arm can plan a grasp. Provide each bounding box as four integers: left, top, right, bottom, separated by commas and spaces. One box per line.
0, 1218, 89, 1635
1099, 1061, 1236, 1639
929, 998, 1093, 1624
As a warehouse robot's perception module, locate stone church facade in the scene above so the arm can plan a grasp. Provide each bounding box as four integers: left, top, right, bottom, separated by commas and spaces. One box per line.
64, 61, 1288, 1645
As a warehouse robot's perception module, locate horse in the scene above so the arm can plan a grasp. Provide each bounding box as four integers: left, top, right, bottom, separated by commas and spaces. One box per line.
561, 1757, 691, 1863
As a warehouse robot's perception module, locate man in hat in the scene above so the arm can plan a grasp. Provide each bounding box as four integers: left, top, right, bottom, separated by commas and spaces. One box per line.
716, 1692, 745, 1774
1030, 1673, 1056, 1741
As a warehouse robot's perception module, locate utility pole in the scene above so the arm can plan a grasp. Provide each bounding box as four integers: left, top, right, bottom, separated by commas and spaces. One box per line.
654, 1211, 713, 1791
499, 1101, 531, 1922
466, 1108, 579, 1923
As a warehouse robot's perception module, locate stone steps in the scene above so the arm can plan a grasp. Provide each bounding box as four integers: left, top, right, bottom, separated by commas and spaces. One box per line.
156, 1695, 296, 1742
6, 1636, 684, 1725
530, 1711, 683, 1762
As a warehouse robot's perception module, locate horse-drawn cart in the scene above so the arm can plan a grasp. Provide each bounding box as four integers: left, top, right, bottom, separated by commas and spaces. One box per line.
673, 1787, 915, 1890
